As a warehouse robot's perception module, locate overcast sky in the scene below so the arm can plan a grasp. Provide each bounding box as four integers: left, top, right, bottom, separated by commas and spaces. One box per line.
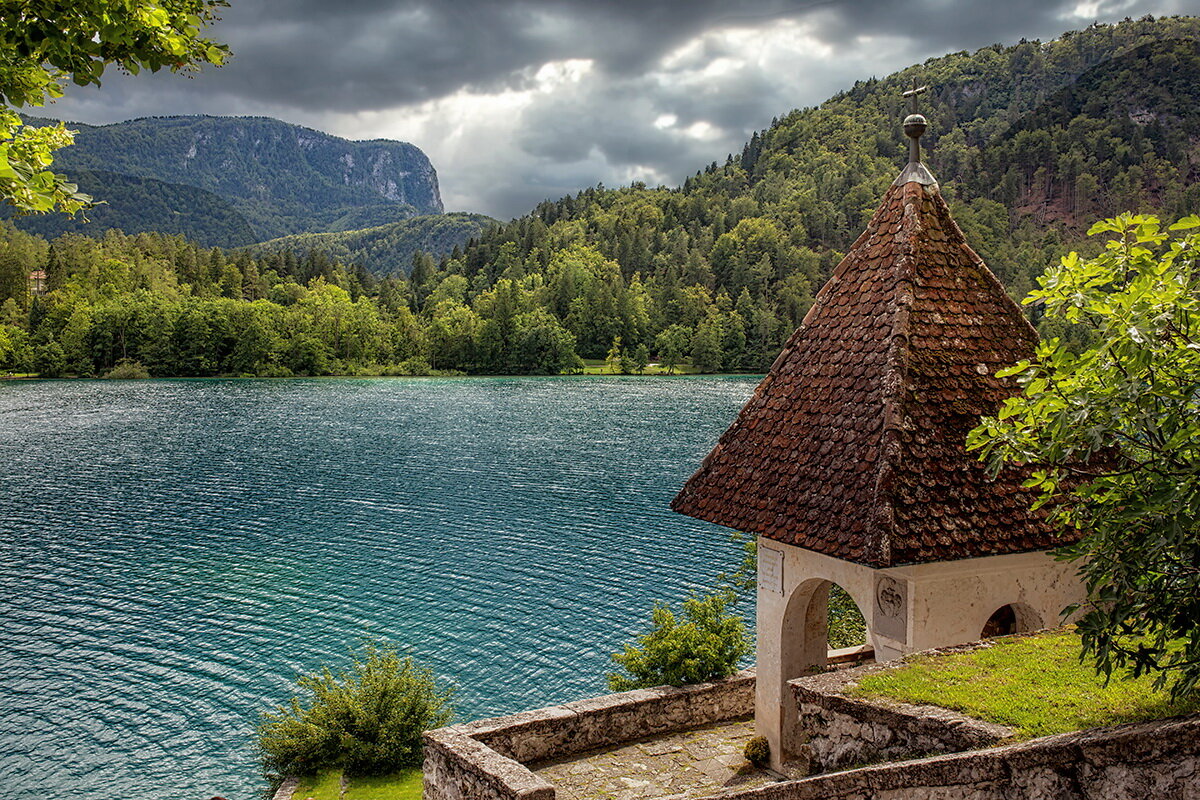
42, 0, 1200, 219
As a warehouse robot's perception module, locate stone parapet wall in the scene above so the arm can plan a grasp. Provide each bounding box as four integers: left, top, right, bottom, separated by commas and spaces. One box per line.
788, 655, 1013, 772
423, 670, 755, 800
660, 714, 1200, 800
424, 728, 554, 800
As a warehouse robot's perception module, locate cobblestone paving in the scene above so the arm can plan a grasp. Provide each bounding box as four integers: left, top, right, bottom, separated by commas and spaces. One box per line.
531, 718, 777, 800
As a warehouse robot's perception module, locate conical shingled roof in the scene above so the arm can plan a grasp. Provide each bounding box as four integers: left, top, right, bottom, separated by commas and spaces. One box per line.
672, 170, 1071, 567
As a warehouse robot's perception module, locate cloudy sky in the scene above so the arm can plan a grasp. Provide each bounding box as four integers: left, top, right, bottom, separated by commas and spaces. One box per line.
43, 0, 1200, 219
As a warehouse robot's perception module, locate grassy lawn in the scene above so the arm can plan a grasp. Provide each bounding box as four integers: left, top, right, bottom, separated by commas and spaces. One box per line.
849, 629, 1199, 739
291, 768, 422, 800
576, 358, 702, 375
292, 770, 342, 799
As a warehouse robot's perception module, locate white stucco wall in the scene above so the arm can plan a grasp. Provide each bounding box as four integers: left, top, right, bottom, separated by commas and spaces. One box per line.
754, 537, 1085, 769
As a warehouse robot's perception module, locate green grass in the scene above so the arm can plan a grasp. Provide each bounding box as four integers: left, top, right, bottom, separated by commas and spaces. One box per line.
849, 629, 1199, 739
344, 769, 423, 800
576, 358, 703, 375
290, 768, 422, 800
292, 770, 343, 800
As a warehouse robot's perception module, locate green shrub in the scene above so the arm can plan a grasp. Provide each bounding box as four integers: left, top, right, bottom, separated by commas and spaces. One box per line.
743, 735, 770, 766
102, 359, 150, 379
607, 590, 748, 691
828, 586, 866, 649
258, 641, 453, 779
256, 364, 294, 378
392, 357, 433, 376
32, 340, 66, 377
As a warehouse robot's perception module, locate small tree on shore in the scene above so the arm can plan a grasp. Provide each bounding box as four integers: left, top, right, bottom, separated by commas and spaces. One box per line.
655, 324, 691, 374
607, 590, 748, 691
258, 641, 453, 779
970, 213, 1200, 698
631, 343, 650, 374
605, 336, 624, 373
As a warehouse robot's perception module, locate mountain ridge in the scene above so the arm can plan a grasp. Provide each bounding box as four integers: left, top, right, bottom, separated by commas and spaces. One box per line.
21, 114, 445, 243
2, 16, 1199, 378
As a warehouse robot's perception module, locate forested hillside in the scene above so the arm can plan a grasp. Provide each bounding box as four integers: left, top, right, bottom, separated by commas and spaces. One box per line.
0, 227, 584, 377
2, 17, 1198, 379
1, 170, 256, 247
18, 115, 444, 242
427, 18, 1200, 369
255, 213, 497, 275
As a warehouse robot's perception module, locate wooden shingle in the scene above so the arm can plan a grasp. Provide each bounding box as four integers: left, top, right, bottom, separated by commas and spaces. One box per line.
672, 176, 1073, 567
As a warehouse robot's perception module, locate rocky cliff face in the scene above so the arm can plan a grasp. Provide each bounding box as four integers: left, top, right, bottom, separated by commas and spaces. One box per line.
32, 114, 444, 241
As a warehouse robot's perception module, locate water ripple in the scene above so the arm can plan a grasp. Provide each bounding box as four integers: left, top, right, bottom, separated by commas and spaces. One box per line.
0, 376, 756, 800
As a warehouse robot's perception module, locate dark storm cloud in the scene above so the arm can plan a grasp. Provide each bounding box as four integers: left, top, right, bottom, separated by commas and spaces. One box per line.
130, 0, 1162, 112
42, 0, 1200, 217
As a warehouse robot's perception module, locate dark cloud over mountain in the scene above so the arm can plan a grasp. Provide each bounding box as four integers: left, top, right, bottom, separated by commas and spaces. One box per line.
43, 0, 1200, 219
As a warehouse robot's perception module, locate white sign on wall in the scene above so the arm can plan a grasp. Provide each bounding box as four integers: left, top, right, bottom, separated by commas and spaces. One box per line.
758, 546, 784, 595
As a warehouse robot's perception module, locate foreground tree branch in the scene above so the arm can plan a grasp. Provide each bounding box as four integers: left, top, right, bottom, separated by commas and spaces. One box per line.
968, 213, 1200, 699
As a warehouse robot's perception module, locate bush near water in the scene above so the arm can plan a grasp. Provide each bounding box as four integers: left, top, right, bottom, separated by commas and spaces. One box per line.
258, 642, 453, 779
607, 591, 749, 691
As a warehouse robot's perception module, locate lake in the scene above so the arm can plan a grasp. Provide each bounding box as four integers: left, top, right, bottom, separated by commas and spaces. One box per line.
0, 376, 758, 800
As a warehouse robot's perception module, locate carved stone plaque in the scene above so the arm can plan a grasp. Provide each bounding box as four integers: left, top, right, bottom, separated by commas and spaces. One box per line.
758, 546, 784, 595
873, 574, 908, 642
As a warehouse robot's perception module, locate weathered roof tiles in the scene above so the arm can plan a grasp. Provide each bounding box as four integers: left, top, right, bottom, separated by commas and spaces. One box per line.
671, 174, 1074, 567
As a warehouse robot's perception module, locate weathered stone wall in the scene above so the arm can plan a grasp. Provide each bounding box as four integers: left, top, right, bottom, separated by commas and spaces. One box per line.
423, 728, 554, 800
426, 654, 1200, 800
788, 657, 1014, 772
422, 670, 754, 800
660, 714, 1200, 800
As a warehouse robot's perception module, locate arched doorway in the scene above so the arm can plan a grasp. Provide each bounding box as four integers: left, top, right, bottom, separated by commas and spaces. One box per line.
981, 603, 1043, 638
776, 579, 870, 761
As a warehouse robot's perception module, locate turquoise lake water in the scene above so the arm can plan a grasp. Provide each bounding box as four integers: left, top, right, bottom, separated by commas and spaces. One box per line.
0, 376, 758, 800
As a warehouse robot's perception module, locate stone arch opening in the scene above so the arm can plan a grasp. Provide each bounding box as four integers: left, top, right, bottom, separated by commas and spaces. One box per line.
827, 585, 867, 651
981, 602, 1043, 638
780, 579, 870, 679
776, 578, 871, 762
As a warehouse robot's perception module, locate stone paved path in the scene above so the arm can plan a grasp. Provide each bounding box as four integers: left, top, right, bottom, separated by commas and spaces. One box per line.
531, 718, 776, 799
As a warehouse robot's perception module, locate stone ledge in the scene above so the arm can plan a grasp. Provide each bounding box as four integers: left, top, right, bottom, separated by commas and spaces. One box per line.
424, 728, 555, 800
424, 670, 756, 800
792, 657, 1017, 777
788, 640, 1019, 772
688, 714, 1200, 800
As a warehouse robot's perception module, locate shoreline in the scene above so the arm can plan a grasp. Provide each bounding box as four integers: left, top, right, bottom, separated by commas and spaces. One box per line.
0, 372, 764, 382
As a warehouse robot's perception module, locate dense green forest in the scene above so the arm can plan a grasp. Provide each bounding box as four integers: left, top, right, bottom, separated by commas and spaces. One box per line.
2, 17, 1198, 378
1, 170, 257, 247
430, 20, 1200, 369
0, 226, 589, 377
254, 213, 497, 276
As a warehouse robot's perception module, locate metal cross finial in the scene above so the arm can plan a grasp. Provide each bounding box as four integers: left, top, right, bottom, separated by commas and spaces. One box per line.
901, 80, 929, 163
902, 80, 927, 114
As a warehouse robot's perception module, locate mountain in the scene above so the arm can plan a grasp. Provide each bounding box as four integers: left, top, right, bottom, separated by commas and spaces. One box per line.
21, 115, 444, 242
254, 212, 496, 275
5, 16, 1200, 380
2, 169, 256, 247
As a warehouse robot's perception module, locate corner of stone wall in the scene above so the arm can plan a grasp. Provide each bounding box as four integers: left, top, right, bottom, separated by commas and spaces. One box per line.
788, 659, 1013, 772
423, 670, 755, 800
671, 714, 1200, 800
423, 727, 555, 800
